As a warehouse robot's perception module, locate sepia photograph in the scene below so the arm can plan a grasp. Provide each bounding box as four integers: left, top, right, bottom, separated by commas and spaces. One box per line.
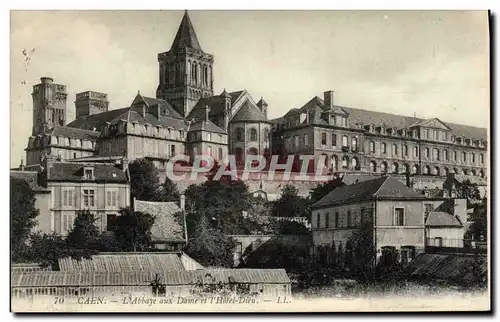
8, 8, 491, 313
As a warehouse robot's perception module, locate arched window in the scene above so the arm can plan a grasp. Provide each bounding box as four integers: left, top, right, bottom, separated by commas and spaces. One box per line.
381, 162, 388, 173
471, 153, 476, 164
381, 143, 387, 154
463, 168, 469, 175
342, 135, 348, 147
392, 144, 398, 156
250, 128, 258, 141
444, 149, 449, 161
342, 156, 349, 169
444, 167, 450, 176
369, 161, 377, 172
434, 167, 440, 176
369, 141, 375, 153
392, 163, 399, 174
403, 164, 409, 174
471, 169, 477, 176
235, 127, 244, 141
412, 165, 418, 174
263, 128, 270, 142
423, 165, 430, 175
351, 137, 358, 150
479, 170, 485, 178
351, 157, 359, 170
462, 152, 467, 163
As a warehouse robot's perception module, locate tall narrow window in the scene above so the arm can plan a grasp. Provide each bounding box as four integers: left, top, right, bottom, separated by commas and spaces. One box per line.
316, 213, 321, 229
480, 154, 484, 164
394, 208, 405, 226
218, 147, 223, 160
471, 153, 476, 164
370, 141, 375, 153
331, 134, 337, 147
335, 212, 339, 228
462, 152, 467, 163
382, 143, 387, 154
294, 135, 299, 148
321, 133, 327, 145
83, 189, 95, 207
425, 147, 430, 159
342, 135, 348, 147
325, 213, 329, 229
347, 211, 352, 228
392, 144, 398, 156
403, 145, 408, 157
304, 134, 309, 147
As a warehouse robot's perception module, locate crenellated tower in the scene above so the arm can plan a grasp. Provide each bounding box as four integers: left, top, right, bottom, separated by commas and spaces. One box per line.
31, 77, 67, 135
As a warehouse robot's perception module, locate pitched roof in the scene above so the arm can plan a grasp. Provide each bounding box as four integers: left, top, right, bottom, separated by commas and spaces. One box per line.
187, 90, 244, 120
58, 253, 185, 272
170, 11, 202, 52
10, 170, 48, 192
47, 162, 128, 183
312, 176, 425, 208
131, 94, 184, 119
134, 200, 186, 244
341, 173, 380, 185
12, 268, 291, 287
426, 211, 463, 227
50, 126, 100, 140
282, 96, 487, 140
188, 120, 227, 134
231, 100, 270, 123
66, 107, 130, 131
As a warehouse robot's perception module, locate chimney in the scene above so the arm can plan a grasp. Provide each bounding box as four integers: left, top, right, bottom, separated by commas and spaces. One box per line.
180, 194, 186, 211
324, 90, 334, 110
204, 105, 210, 122
453, 198, 468, 229
19, 159, 25, 171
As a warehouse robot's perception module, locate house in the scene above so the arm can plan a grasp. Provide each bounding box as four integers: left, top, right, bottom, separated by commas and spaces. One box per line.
133, 197, 188, 251
310, 175, 467, 266
11, 155, 130, 236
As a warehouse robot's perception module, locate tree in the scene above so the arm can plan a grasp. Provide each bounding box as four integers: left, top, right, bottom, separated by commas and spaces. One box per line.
185, 215, 236, 267
467, 197, 487, 241
113, 207, 156, 252
276, 220, 309, 235
271, 184, 309, 218
456, 179, 482, 207
67, 210, 100, 251
10, 177, 39, 261
128, 158, 161, 202
155, 176, 181, 202
347, 221, 376, 280
310, 177, 345, 204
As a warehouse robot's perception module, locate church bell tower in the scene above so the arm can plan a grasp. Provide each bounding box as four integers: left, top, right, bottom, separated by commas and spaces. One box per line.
156, 10, 214, 117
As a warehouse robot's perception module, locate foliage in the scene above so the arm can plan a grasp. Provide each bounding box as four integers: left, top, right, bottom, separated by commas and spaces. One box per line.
128, 158, 161, 202
271, 184, 310, 218
113, 207, 156, 252
347, 221, 376, 280
10, 177, 39, 261
309, 177, 345, 204
456, 179, 482, 207
240, 237, 309, 270
155, 176, 181, 202
466, 197, 488, 241
185, 215, 236, 267
276, 220, 309, 235
67, 210, 100, 251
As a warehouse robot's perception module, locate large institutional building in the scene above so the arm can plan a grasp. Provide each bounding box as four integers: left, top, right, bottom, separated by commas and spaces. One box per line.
22, 11, 487, 181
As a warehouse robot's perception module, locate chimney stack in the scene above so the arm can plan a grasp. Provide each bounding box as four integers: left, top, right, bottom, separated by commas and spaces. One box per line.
204, 105, 210, 122
180, 194, 186, 211
324, 90, 334, 110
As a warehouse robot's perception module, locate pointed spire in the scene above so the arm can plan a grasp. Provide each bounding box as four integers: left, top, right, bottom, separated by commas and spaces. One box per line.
170, 10, 202, 52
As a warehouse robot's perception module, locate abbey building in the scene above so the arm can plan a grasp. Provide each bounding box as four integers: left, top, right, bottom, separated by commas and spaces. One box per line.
22, 11, 487, 183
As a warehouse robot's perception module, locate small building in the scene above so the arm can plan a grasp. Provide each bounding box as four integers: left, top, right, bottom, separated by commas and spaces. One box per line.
133, 198, 188, 251
310, 175, 467, 266
58, 251, 203, 272
11, 269, 291, 299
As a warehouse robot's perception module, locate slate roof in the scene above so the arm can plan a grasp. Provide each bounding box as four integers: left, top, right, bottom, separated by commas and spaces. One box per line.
231, 100, 270, 123
426, 211, 463, 227
49, 126, 100, 140
131, 94, 184, 119
10, 170, 48, 192
58, 253, 185, 272
134, 200, 186, 244
12, 269, 291, 287
112, 109, 189, 130
66, 107, 130, 131
170, 11, 203, 52
312, 176, 426, 208
187, 90, 244, 120
277, 96, 487, 140
341, 173, 380, 185
188, 120, 227, 134
47, 162, 128, 183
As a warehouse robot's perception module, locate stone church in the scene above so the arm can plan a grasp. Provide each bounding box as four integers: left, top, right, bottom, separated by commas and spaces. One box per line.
24, 11, 272, 171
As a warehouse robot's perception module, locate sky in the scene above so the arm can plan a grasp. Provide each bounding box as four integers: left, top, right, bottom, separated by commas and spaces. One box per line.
9, 10, 490, 168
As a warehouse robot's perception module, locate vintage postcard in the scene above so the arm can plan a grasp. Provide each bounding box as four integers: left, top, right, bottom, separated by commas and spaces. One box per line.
9, 9, 490, 313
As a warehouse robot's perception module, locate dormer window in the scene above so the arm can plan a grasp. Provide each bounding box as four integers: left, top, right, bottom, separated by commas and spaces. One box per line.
381, 126, 386, 135
84, 167, 94, 180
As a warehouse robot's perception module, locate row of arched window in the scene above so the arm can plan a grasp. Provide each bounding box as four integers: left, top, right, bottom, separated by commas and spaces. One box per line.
234, 127, 270, 142
366, 160, 486, 178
